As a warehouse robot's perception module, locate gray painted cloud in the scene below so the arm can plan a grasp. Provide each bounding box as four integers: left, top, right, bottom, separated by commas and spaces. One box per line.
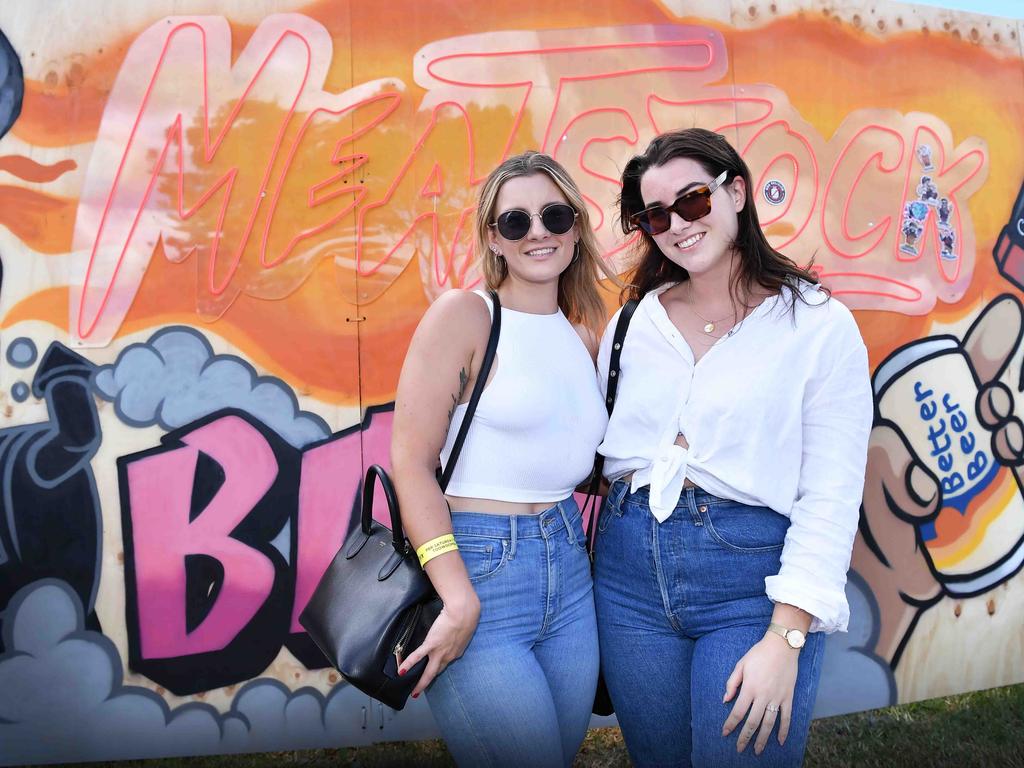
92, 326, 330, 448
813, 572, 897, 718
6, 338, 37, 368
0, 29, 23, 140
0, 580, 439, 765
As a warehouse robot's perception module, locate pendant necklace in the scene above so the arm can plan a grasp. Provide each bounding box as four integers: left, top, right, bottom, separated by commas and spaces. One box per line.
687, 286, 734, 335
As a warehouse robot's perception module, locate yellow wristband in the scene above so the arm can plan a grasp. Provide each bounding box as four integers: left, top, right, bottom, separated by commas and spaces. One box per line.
417, 534, 458, 567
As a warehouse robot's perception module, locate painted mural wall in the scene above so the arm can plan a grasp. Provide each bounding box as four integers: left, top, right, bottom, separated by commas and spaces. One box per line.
0, 0, 1023, 763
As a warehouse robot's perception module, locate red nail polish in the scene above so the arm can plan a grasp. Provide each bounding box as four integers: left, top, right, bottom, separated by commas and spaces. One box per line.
412, 692, 419, 699
398, 668, 406, 677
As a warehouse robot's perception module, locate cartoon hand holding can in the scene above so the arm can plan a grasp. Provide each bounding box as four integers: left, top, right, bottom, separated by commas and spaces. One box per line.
853, 296, 1024, 665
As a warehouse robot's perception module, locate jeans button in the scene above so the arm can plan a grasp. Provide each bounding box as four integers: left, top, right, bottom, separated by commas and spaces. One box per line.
698, 505, 707, 514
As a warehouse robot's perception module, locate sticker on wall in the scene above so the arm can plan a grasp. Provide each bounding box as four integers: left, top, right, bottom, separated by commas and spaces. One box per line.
899, 166, 959, 264
939, 226, 957, 261
763, 179, 786, 206
916, 144, 935, 172
938, 198, 952, 226
917, 175, 939, 205
900, 201, 928, 257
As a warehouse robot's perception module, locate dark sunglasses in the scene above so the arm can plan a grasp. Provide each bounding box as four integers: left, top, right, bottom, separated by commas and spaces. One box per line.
629, 171, 729, 235
489, 203, 578, 241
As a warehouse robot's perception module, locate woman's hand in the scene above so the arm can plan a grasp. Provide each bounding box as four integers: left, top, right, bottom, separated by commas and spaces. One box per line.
397, 588, 481, 698
721, 633, 800, 755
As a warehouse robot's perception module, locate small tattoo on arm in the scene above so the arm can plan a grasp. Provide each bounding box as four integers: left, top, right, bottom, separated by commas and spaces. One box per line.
446, 367, 470, 428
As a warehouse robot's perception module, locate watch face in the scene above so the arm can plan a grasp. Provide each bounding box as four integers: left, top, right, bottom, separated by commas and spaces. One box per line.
787, 630, 806, 649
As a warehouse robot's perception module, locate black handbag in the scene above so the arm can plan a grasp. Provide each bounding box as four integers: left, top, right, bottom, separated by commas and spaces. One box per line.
299, 290, 501, 710
585, 297, 640, 717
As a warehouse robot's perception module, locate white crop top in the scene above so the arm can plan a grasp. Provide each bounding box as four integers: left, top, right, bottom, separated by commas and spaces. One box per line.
439, 291, 608, 503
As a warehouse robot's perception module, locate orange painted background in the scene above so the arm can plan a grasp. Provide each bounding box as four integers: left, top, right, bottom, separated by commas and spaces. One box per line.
0, 0, 1022, 762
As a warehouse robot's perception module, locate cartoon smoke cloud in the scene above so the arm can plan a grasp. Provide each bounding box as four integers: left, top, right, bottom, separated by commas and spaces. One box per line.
812, 573, 897, 718
92, 326, 331, 449
0, 580, 431, 765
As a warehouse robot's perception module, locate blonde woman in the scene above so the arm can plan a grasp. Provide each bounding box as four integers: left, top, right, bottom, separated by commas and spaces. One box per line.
390, 152, 616, 767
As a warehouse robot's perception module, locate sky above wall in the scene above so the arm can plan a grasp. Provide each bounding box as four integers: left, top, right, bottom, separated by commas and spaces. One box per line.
907, 0, 1024, 18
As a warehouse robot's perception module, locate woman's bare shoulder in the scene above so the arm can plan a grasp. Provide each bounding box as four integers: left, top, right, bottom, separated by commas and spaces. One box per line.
413, 289, 492, 350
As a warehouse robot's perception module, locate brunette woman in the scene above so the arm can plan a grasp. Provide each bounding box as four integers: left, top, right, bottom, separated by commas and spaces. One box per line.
594, 128, 872, 767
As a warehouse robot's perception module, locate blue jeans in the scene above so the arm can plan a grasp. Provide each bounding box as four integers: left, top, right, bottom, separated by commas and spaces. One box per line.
426, 497, 599, 768
594, 481, 825, 768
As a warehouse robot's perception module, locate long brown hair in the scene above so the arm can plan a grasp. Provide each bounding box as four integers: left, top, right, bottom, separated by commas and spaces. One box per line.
476, 151, 619, 335
618, 128, 819, 306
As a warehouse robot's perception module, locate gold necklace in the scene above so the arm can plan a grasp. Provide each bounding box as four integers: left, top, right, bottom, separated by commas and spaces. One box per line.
687, 286, 735, 334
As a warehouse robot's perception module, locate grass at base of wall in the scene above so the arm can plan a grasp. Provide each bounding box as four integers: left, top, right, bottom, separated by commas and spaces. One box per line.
804, 683, 1024, 768
35, 682, 1024, 768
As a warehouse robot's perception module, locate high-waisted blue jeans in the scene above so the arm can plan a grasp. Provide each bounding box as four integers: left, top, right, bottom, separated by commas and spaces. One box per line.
426, 497, 599, 768
594, 481, 825, 768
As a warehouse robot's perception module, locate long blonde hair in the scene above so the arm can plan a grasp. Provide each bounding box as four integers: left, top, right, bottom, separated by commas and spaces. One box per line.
475, 151, 619, 335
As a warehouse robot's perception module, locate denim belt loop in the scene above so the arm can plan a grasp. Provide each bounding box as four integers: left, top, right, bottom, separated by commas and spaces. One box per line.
610, 481, 626, 512
509, 514, 518, 559
556, 501, 575, 544
683, 487, 702, 526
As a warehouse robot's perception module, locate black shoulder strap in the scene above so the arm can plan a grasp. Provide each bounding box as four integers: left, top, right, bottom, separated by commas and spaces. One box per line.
585, 298, 640, 548
602, 298, 640, 417
438, 290, 501, 492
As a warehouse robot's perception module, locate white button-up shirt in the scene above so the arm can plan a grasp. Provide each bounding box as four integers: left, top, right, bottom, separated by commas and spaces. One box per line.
597, 281, 872, 633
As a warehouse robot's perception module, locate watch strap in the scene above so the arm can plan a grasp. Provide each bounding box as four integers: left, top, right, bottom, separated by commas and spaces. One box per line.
767, 622, 804, 648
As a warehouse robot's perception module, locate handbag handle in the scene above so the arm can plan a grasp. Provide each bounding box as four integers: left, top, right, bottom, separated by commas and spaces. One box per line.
361, 464, 404, 549
584, 297, 640, 552
361, 290, 503, 554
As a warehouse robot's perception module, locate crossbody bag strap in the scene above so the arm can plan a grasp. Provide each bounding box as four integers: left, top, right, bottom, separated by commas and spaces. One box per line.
585, 297, 640, 552
438, 290, 502, 493
603, 298, 640, 417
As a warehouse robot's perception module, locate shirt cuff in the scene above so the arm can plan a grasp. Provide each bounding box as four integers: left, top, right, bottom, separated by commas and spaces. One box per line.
764, 573, 850, 634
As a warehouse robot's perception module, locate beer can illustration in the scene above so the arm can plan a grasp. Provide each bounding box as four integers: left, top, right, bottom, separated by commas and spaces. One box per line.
873, 336, 1024, 596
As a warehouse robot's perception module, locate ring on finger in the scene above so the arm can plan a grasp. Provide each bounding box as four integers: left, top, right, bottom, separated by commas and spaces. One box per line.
765, 704, 780, 713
